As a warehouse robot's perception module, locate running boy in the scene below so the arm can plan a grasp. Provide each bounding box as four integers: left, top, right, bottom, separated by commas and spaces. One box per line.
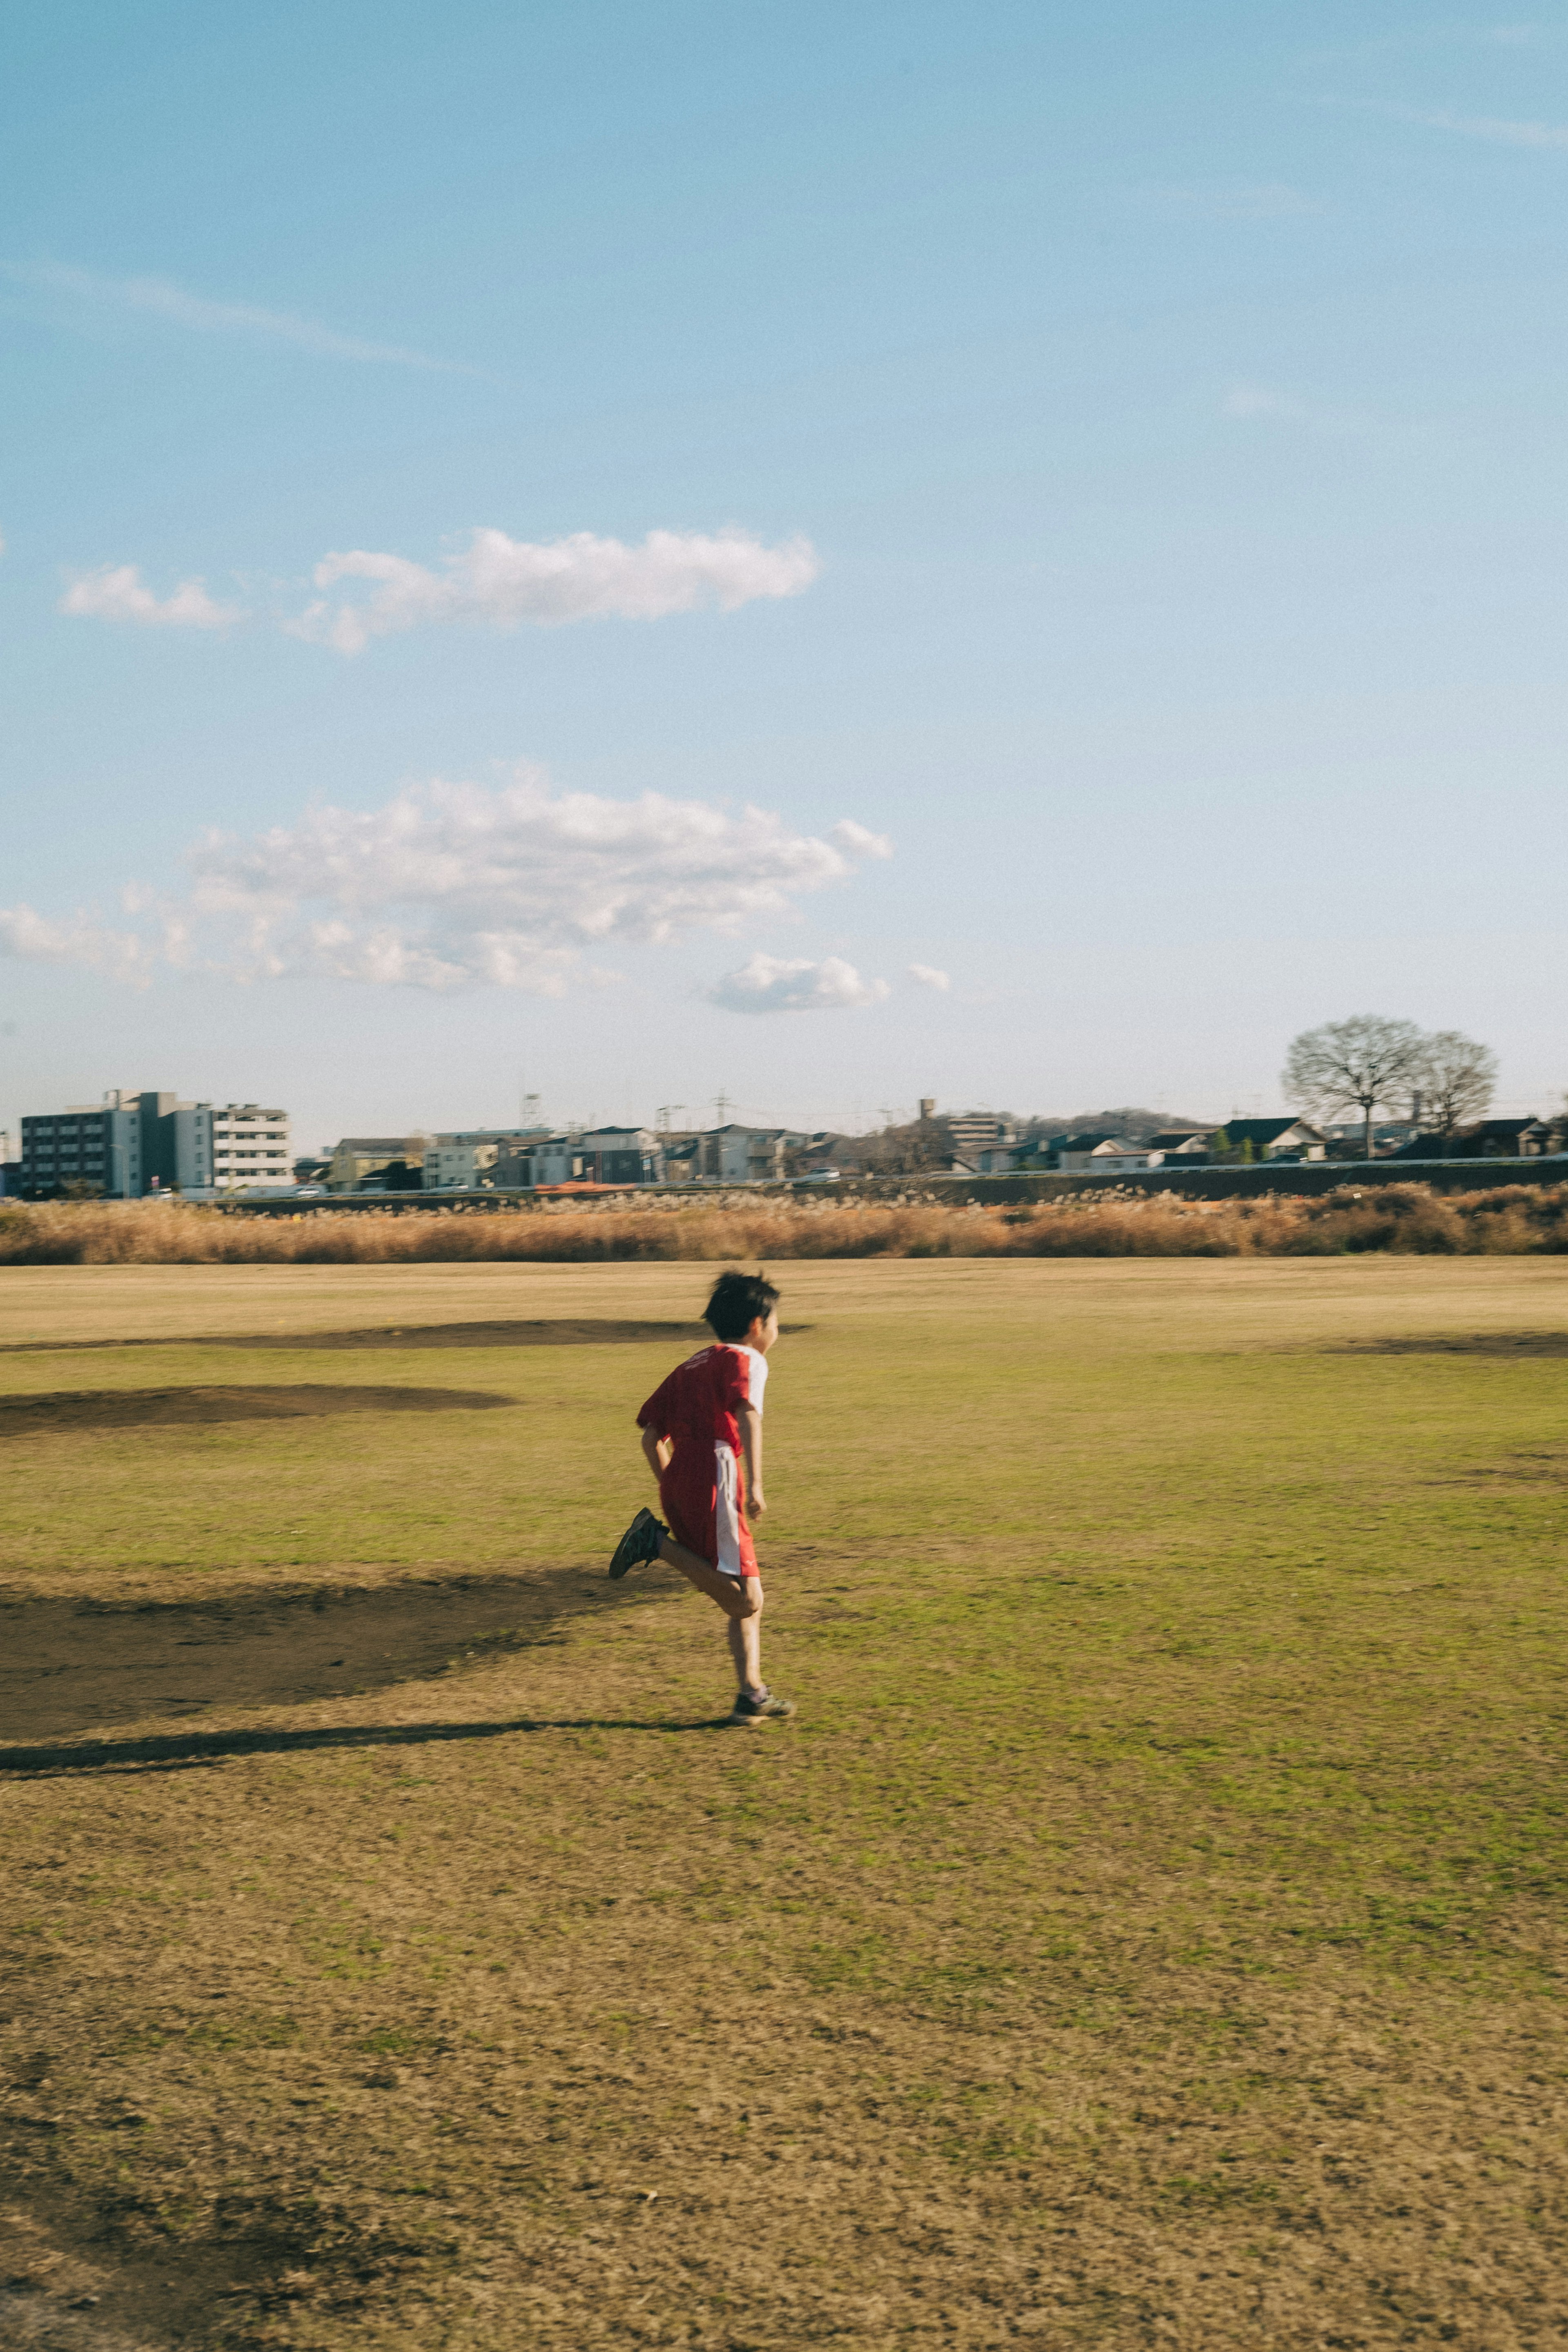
608, 1270, 795, 1727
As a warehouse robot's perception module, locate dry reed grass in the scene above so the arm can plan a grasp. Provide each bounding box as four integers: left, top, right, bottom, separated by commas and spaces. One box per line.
4, 1181, 1568, 1267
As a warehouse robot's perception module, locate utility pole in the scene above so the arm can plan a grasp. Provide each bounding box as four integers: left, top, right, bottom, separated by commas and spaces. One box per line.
712, 1089, 733, 1123
656, 1103, 685, 1135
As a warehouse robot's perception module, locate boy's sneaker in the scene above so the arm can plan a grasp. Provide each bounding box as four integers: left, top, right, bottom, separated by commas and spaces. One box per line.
726, 1687, 797, 1728
608, 1506, 666, 1580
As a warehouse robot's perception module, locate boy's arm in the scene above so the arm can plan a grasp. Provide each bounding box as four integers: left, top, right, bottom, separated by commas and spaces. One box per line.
737, 1398, 765, 1516
641, 1424, 671, 1479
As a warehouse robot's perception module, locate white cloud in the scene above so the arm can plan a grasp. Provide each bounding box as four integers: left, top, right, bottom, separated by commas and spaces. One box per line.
1401, 105, 1568, 147
908, 962, 951, 990
1220, 382, 1368, 437
0, 769, 891, 995
1147, 183, 1323, 220
1222, 383, 1312, 423
706, 953, 890, 1014
287, 526, 821, 653
6, 260, 464, 371
0, 903, 152, 984
60, 564, 244, 630
1347, 99, 1568, 147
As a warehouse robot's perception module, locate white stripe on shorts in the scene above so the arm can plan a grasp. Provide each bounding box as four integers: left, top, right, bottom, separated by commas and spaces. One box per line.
714, 1443, 744, 1578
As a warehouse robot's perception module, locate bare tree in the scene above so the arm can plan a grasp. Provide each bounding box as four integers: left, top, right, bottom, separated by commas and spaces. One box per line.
1282, 1014, 1427, 1162
1417, 1030, 1497, 1144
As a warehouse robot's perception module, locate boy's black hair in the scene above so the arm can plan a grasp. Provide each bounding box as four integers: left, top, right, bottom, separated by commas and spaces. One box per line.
704, 1269, 780, 1343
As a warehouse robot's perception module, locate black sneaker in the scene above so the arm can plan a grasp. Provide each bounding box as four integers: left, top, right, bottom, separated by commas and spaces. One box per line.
608, 1506, 665, 1580
726, 1687, 797, 1728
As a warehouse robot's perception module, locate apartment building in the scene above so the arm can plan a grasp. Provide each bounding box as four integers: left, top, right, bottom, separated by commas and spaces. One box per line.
18, 1087, 290, 1197
947, 1110, 1018, 1155
19, 1096, 143, 1196
174, 1103, 292, 1194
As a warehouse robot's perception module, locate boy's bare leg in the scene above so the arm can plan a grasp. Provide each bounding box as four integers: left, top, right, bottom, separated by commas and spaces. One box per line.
656, 1532, 760, 1624
726, 1599, 764, 1695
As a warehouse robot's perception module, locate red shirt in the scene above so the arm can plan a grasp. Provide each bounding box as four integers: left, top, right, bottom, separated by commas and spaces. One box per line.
637, 1343, 762, 1459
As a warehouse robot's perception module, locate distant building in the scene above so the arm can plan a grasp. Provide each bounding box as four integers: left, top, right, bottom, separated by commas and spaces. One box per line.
18, 1087, 288, 1198
947, 1110, 1018, 1155
1145, 1128, 1214, 1159
1463, 1117, 1553, 1158
423, 1129, 543, 1191
659, 1136, 704, 1183
576, 1127, 663, 1184
512, 1134, 577, 1187
1214, 1118, 1326, 1163
21, 1097, 140, 1196
174, 1103, 291, 1195
1391, 1116, 1555, 1161
1053, 1133, 1159, 1175
694, 1125, 809, 1182
327, 1137, 426, 1193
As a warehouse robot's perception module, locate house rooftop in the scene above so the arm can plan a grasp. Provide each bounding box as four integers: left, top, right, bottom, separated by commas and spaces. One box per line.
1216, 1117, 1322, 1143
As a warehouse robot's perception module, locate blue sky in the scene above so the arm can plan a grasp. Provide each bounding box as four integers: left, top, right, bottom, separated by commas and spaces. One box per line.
3, 2, 1566, 1149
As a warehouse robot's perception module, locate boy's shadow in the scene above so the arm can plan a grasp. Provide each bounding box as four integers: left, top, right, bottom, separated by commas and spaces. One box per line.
1, 1567, 670, 1746
0, 1713, 734, 1780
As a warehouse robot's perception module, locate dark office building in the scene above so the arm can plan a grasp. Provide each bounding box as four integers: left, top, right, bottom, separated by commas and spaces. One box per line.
18, 1089, 174, 1198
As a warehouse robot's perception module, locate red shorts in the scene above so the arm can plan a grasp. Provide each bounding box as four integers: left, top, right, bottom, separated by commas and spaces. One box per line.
660, 1443, 758, 1579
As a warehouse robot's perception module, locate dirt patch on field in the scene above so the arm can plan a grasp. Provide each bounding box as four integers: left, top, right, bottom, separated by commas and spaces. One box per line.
0, 1385, 517, 1436
1340, 1329, 1568, 1356
0, 1570, 624, 1744
1430, 1447, 1568, 1487
0, 2189, 297, 2352
0, 1319, 806, 1355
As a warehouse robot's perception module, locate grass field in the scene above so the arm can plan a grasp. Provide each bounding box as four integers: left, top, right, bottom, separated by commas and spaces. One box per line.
2, 1256, 1566, 2350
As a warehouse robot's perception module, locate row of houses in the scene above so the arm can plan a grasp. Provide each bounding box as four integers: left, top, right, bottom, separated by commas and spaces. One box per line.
316, 1123, 823, 1195
1018, 1115, 1562, 1175
1040, 1118, 1329, 1174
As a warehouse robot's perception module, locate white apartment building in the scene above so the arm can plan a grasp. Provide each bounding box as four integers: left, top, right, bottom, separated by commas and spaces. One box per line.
174, 1103, 292, 1195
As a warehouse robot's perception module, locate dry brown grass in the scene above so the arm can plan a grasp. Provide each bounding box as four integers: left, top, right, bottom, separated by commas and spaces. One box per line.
5, 1180, 1568, 1267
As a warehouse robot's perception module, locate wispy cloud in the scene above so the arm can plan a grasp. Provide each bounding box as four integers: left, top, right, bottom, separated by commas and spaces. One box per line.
1342, 98, 1568, 147
60, 563, 244, 630
1304, 25, 1545, 65
287, 526, 822, 653
908, 963, 950, 991
1145, 183, 1324, 220
1222, 383, 1314, 425
5, 260, 468, 372
707, 953, 890, 1015
0, 771, 891, 996
0, 903, 153, 984
1220, 381, 1366, 437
